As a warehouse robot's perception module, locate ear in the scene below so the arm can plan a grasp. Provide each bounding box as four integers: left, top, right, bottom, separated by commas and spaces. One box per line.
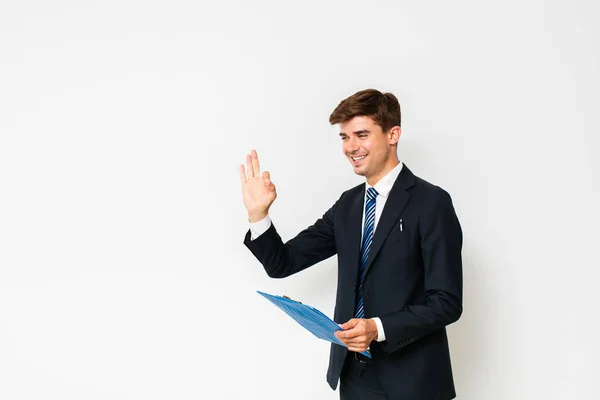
388, 126, 401, 145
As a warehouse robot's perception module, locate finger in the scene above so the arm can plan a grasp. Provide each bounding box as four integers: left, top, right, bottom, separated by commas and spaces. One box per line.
341, 319, 359, 330
348, 346, 368, 353
335, 330, 350, 340
263, 172, 275, 189
246, 154, 254, 178
334, 335, 347, 345
336, 329, 359, 340
346, 342, 365, 350
341, 334, 365, 343
344, 338, 368, 347
262, 171, 270, 182
251, 149, 260, 177
337, 336, 359, 348
239, 165, 247, 184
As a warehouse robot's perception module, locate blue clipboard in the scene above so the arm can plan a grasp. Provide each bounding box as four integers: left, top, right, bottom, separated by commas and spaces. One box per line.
257, 290, 371, 358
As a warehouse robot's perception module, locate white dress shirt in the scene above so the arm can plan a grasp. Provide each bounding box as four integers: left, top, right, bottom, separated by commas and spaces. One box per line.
249, 161, 404, 343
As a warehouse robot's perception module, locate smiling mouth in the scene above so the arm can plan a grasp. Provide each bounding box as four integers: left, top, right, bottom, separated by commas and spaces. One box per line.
351, 155, 367, 161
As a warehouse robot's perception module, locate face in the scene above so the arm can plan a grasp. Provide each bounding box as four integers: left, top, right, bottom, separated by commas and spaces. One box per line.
339, 116, 400, 184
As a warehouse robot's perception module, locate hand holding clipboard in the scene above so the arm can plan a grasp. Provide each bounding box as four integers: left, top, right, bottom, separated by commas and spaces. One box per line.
257, 290, 372, 359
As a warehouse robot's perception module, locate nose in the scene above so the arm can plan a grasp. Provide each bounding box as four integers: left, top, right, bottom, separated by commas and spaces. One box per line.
344, 136, 360, 153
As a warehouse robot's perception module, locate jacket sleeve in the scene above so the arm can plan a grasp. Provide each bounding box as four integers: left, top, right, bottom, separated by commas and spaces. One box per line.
243, 200, 338, 278
379, 188, 463, 354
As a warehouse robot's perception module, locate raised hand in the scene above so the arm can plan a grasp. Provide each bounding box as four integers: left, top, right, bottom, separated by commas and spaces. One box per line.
239, 149, 277, 222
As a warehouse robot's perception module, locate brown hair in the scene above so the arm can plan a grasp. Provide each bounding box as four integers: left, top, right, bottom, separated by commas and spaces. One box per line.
329, 89, 401, 131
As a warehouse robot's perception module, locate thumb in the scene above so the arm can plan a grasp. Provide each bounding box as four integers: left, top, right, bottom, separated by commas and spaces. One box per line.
262, 171, 270, 181
341, 319, 359, 330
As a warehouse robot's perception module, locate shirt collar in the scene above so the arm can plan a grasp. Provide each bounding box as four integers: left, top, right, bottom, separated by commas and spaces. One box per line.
366, 161, 403, 199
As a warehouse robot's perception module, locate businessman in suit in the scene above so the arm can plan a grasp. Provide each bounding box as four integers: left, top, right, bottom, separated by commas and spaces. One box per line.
239, 89, 463, 399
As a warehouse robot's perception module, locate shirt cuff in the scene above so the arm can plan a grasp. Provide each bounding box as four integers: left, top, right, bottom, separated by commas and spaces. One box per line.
372, 317, 386, 342
249, 215, 272, 240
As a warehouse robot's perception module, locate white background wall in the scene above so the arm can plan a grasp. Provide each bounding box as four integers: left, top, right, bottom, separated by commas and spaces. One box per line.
1, 0, 599, 399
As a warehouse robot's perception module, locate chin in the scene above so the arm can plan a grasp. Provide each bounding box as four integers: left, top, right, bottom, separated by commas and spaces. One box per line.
352, 166, 367, 176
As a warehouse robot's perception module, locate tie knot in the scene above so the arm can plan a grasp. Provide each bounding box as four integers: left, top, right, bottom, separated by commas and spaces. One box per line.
366, 187, 378, 201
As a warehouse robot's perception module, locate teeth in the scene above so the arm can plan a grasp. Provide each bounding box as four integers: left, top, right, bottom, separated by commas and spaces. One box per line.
352, 155, 366, 161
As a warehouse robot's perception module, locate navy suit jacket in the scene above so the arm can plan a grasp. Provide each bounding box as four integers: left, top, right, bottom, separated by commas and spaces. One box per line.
244, 164, 463, 400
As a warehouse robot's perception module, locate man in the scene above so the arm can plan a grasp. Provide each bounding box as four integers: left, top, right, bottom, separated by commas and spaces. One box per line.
239, 89, 463, 400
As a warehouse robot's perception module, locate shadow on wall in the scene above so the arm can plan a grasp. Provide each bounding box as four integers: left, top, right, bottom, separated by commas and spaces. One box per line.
448, 244, 491, 398
400, 138, 494, 398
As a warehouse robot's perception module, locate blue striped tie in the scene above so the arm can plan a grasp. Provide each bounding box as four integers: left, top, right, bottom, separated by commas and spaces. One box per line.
354, 187, 378, 319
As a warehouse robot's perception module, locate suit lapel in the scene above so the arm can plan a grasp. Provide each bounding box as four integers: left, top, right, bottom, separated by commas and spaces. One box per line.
362, 165, 415, 280
347, 185, 365, 287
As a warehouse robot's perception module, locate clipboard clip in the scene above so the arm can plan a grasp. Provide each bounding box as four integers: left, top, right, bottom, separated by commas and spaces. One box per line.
281, 295, 302, 304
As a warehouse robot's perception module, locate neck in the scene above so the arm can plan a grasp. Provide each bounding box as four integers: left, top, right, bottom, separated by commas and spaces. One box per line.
366, 159, 400, 186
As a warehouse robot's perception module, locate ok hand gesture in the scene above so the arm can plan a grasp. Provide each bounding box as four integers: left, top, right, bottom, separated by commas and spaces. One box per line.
239, 149, 277, 222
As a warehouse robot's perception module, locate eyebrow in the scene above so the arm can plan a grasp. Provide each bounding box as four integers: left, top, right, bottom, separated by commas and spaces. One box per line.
339, 129, 371, 137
